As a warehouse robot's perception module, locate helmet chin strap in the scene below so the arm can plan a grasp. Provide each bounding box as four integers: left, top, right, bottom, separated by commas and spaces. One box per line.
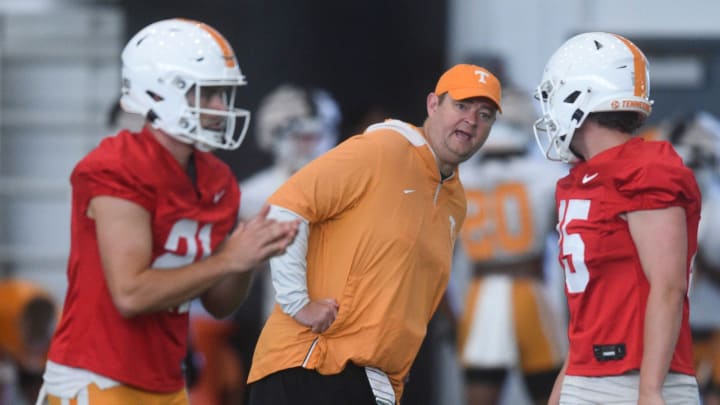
194, 142, 215, 152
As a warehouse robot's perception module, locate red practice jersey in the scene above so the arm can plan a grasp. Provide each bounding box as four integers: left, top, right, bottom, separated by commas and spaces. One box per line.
556, 138, 700, 377
48, 128, 239, 392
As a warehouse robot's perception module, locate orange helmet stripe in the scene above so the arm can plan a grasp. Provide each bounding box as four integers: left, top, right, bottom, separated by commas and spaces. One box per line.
179, 18, 236, 68
613, 34, 648, 98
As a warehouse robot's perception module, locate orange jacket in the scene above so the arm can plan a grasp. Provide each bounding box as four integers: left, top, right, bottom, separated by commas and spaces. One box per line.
248, 121, 467, 400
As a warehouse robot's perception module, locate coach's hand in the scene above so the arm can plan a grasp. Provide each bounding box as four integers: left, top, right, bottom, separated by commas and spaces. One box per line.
294, 298, 339, 333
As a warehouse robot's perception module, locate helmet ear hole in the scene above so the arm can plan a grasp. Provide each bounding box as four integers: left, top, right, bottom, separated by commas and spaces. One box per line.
146, 91, 163, 102
571, 109, 585, 123
564, 91, 581, 104
172, 77, 187, 91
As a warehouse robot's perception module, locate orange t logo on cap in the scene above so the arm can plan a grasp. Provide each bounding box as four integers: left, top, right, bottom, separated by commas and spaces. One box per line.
435, 64, 502, 112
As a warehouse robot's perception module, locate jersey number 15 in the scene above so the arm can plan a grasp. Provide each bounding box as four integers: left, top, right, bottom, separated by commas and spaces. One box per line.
558, 199, 590, 293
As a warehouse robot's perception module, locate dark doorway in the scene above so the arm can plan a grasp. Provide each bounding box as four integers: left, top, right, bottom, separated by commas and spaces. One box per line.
632, 37, 720, 126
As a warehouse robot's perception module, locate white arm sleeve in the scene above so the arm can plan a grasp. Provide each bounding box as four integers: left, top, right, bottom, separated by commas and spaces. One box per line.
267, 204, 310, 317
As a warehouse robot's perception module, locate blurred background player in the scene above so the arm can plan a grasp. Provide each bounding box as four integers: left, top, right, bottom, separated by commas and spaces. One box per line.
0, 279, 57, 405
238, 84, 340, 326
240, 83, 341, 232
188, 306, 245, 405
186, 84, 341, 405
454, 87, 566, 405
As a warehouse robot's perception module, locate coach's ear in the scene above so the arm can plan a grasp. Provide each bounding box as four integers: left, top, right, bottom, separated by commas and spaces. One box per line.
427, 92, 442, 116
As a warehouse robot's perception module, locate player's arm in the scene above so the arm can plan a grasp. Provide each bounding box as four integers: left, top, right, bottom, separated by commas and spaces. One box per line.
268, 205, 338, 333
91, 196, 298, 318
548, 356, 568, 405
627, 206, 688, 403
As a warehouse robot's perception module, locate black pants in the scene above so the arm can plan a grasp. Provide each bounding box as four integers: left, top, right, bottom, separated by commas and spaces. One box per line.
248, 363, 377, 405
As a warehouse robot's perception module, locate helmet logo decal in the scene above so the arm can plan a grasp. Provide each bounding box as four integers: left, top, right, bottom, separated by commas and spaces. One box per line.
613, 34, 648, 98
191, 20, 236, 68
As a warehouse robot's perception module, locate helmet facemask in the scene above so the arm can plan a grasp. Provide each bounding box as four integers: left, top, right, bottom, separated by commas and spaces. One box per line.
181, 81, 250, 151
533, 78, 593, 163
272, 116, 336, 173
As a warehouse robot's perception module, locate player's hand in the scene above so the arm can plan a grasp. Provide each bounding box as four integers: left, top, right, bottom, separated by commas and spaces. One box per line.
293, 298, 339, 333
638, 387, 665, 405
218, 205, 300, 272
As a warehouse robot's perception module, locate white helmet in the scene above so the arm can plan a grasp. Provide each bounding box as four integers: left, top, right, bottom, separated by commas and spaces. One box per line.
256, 84, 340, 173
120, 18, 250, 151
533, 32, 653, 163
482, 122, 530, 155
482, 87, 535, 155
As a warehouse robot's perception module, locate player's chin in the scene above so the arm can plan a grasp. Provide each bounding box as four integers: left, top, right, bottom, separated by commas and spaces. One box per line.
203, 124, 226, 132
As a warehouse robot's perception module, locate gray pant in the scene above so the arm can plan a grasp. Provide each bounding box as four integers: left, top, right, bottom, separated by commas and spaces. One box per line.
560, 372, 700, 404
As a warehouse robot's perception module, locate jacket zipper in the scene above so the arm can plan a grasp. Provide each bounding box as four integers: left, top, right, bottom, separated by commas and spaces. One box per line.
302, 337, 319, 367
